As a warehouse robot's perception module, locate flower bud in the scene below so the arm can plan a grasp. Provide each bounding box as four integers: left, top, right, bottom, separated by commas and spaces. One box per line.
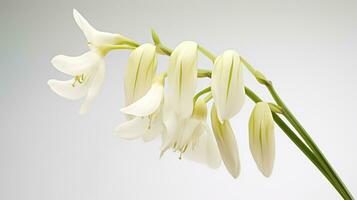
124, 43, 157, 105
211, 104, 240, 178
249, 102, 275, 177
167, 41, 198, 118
211, 50, 245, 123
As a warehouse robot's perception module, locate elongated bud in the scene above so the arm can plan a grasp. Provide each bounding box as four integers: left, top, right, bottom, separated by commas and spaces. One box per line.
124, 43, 157, 105
211, 50, 245, 123
249, 102, 275, 177
167, 41, 198, 118
211, 104, 240, 178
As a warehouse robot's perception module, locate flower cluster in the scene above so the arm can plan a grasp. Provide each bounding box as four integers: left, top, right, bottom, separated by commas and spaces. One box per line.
48, 9, 276, 178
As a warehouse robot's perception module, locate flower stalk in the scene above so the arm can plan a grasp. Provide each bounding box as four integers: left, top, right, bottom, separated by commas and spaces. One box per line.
152, 30, 353, 198
49, 20, 354, 199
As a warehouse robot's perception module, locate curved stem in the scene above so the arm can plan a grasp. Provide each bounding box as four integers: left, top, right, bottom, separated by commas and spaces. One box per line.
242, 58, 353, 199
144, 31, 353, 199
266, 84, 354, 200
245, 87, 349, 199
194, 86, 211, 103
198, 45, 216, 62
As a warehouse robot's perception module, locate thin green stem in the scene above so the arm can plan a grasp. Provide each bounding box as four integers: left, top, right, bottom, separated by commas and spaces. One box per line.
266, 84, 353, 200
245, 87, 348, 199
198, 69, 212, 78
198, 45, 216, 62
122, 40, 140, 47
240, 57, 256, 75
142, 31, 354, 199
157, 44, 172, 56
193, 87, 211, 103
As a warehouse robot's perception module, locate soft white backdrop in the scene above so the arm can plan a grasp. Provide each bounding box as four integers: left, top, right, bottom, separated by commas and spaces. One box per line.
0, 0, 356, 199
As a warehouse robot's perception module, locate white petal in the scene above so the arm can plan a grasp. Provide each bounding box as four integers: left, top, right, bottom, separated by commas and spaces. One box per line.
121, 83, 163, 117
184, 123, 221, 169
160, 100, 179, 156
79, 61, 105, 114
73, 9, 132, 45
114, 117, 149, 140
142, 121, 164, 142
211, 50, 245, 123
73, 9, 95, 42
249, 102, 275, 177
47, 79, 88, 100
167, 41, 198, 118
176, 118, 200, 149
124, 44, 157, 105
51, 50, 102, 76
211, 104, 240, 178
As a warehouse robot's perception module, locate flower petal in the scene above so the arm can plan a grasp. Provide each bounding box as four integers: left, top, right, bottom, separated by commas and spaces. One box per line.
73, 9, 135, 46
142, 120, 164, 142
160, 98, 179, 156
73, 9, 95, 42
124, 44, 157, 105
51, 50, 102, 76
114, 117, 149, 140
211, 104, 240, 178
249, 102, 275, 177
47, 79, 88, 100
167, 41, 198, 118
211, 50, 245, 123
121, 82, 163, 117
79, 61, 105, 114
184, 123, 221, 169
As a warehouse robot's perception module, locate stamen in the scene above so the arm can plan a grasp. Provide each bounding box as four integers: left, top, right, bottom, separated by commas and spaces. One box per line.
147, 115, 153, 129
72, 74, 86, 87
181, 144, 188, 153
179, 152, 183, 160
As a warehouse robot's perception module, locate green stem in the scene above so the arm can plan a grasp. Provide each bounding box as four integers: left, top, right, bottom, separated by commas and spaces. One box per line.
266, 84, 354, 200
146, 31, 354, 199
245, 87, 349, 199
193, 86, 211, 103
157, 44, 172, 55
198, 45, 216, 62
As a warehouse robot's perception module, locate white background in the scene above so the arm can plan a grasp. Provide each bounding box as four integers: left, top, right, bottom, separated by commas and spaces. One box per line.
0, 0, 356, 199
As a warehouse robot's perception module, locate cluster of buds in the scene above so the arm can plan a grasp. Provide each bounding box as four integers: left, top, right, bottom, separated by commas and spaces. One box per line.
48, 9, 276, 178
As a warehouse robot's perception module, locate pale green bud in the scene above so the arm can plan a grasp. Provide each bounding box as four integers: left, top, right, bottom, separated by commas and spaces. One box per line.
249, 102, 275, 177
124, 43, 158, 106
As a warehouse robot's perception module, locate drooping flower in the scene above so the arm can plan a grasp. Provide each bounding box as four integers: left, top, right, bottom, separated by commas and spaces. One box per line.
48, 50, 105, 114
161, 100, 221, 169
211, 103, 240, 178
115, 75, 165, 141
249, 102, 275, 177
48, 9, 136, 114
167, 41, 198, 118
211, 50, 245, 123
124, 43, 158, 106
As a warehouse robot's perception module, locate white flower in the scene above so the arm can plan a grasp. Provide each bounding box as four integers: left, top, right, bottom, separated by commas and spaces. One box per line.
211, 103, 240, 178
48, 50, 105, 114
124, 43, 158, 106
161, 100, 221, 169
73, 9, 136, 47
211, 50, 245, 123
115, 75, 165, 141
167, 41, 198, 118
48, 9, 136, 114
249, 102, 275, 177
